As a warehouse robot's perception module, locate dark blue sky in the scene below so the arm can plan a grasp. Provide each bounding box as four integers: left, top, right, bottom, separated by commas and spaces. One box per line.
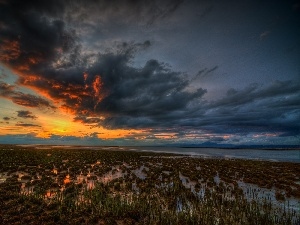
0, 0, 299, 145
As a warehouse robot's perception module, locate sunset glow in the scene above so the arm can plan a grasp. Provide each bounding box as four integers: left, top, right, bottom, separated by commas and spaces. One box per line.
0, 0, 299, 146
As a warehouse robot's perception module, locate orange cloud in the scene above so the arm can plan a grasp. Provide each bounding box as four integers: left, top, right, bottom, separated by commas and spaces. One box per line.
154, 132, 177, 139
0, 39, 20, 62
92, 75, 108, 109
83, 72, 88, 83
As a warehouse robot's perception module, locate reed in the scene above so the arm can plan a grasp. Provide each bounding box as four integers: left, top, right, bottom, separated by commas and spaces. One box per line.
0, 145, 299, 224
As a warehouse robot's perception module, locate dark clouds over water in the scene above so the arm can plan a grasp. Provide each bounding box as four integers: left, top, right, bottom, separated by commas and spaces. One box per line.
0, 0, 299, 145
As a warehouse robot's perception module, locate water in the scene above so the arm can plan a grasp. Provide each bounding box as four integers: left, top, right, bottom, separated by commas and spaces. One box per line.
18, 145, 300, 163
131, 146, 300, 163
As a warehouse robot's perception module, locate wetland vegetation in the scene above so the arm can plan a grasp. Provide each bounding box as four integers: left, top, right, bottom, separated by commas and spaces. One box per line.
0, 145, 299, 224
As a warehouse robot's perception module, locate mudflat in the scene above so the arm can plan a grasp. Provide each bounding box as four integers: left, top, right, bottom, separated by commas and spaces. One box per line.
0, 145, 299, 224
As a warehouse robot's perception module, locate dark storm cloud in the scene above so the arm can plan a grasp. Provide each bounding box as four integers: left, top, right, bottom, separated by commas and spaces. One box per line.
80, 50, 207, 129
211, 80, 300, 108
17, 110, 37, 119
90, 56, 207, 115
0, 0, 210, 130
65, 48, 207, 129
4, 29, 206, 128
0, 0, 78, 77
113, 79, 299, 137
11, 93, 54, 108
3, 0, 65, 16
0, 81, 54, 108
64, 0, 185, 26
0, 0, 299, 142
186, 81, 300, 136
73, 116, 103, 124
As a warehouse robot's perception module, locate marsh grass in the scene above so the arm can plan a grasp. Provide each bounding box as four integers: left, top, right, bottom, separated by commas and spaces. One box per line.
0, 145, 299, 224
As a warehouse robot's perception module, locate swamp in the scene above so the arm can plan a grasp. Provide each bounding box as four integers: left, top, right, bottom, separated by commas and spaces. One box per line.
0, 145, 299, 225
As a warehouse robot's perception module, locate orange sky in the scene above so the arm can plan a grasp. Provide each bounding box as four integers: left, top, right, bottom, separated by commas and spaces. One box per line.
0, 0, 299, 146
0, 65, 147, 141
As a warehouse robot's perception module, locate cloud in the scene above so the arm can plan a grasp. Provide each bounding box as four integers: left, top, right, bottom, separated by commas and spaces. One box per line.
0, 39, 20, 62
64, 0, 185, 26
0, 0, 78, 75
17, 110, 37, 119
260, 30, 270, 40
0, 0, 183, 68
0, 81, 55, 108
195, 66, 219, 80
84, 55, 206, 128
211, 80, 300, 108
7, 38, 207, 129
111, 79, 299, 139
73, 116, 103, 124
206, 66, 218, 73
3, 116, 10, 120
0, 133, 132, 145
11, 92, 54, 108
191, 80, 300, 136
0, 81, 14, 95
209, 137, 225, 142
15, 122, 40, 127
0, 0, 299, 145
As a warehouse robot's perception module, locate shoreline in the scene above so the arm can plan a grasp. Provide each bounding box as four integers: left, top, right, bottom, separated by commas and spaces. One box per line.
1, 144, 299, 163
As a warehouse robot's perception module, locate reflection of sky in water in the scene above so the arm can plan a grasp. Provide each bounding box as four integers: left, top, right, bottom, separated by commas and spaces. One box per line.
136, 147, 300, 163
34, 145, 300, 163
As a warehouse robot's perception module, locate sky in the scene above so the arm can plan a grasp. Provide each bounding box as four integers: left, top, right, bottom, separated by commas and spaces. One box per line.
0, 0, 299, 146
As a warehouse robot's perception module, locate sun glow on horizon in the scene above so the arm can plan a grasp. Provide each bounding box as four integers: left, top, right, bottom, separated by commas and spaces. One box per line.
0, 66, 144, 141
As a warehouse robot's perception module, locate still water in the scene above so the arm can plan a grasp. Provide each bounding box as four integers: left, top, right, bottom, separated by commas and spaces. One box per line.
136, 147, 300, 163
132, 146, 300, 163
39, 145, 300, 163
